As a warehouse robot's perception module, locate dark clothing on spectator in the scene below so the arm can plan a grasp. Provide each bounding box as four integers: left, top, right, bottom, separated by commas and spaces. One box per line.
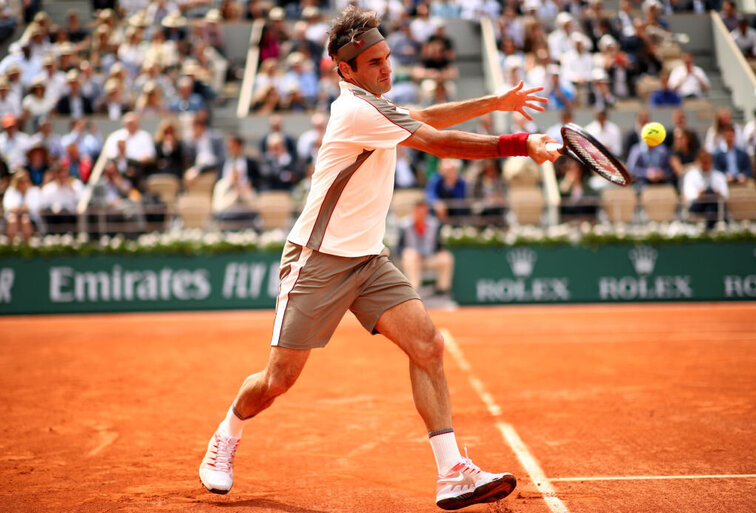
259, 154, 300, 191
649, 88, 682, 107
714, 147, 753, 180
153, 140, 185, 179
56, 94, 95, 117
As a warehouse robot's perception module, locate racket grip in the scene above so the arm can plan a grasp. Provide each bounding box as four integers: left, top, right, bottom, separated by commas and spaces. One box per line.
545, 142, 560, 152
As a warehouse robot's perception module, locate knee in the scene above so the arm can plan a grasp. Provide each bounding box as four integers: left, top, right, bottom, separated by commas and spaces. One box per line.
412, 329, 445, 370
264, 366, 300, 398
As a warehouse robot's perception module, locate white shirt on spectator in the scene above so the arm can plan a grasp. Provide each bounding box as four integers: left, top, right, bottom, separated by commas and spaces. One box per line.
460, 0, 501, 20
743, 120, 756, 157
731, 26, 756, 57
668, 64, 710, 98
3, 185, 41, 221
682, 166, 728, 203
409, 16, 437, 44
548, 29, 573, 62
22, 93, 56, 118
0, 130, 31, 168
560, 49, 594, 84
703, 124, 745, 154
119, 0, 150, 16
104, 128, 157, 162
585, 119, 622, 157
0, 93, 21, 118
41, 178, 83, 213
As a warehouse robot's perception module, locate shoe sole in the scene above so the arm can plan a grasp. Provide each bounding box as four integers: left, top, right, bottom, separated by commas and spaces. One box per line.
436, 473, 517, 511
199, 472, 232, 495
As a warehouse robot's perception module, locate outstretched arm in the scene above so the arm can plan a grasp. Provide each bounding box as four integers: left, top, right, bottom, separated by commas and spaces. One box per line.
400, 124, 559, 163
408, 81, 547, 130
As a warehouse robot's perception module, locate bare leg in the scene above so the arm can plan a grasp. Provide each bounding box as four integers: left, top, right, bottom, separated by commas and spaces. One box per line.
6, 213, 18, 244
401, 248, 423, 290
375, 299, 451, 431
19, 214, 33, 242
232, 345, 311, 419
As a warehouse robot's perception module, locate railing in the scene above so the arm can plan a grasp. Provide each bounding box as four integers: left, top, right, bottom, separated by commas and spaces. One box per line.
236, 19, 266, 118
711, 11, 756, 122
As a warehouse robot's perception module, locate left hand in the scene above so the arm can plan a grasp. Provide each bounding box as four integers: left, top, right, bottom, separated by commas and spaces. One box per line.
497, 81, 547, 121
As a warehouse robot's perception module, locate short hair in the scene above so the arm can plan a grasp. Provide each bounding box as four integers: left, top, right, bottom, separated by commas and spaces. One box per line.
326, 6, 381, 74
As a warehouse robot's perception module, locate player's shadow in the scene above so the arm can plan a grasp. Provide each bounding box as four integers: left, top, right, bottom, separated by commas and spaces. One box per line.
213, 498, 329, 513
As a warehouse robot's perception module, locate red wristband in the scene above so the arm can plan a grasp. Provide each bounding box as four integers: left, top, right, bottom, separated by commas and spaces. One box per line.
498, 133, 530, 157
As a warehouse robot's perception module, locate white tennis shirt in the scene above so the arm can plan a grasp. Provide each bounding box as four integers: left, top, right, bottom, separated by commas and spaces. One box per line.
288, 81, 423, 257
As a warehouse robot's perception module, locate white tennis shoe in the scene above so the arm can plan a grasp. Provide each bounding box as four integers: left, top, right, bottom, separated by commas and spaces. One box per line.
199, 430, 240, 494
435, 452, 516, 510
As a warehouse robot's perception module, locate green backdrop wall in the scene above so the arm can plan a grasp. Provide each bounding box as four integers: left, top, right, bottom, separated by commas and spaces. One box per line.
0, 243, 753, 315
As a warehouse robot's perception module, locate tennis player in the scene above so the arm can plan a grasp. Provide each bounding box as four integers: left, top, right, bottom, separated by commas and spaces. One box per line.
200, 6, 559, 510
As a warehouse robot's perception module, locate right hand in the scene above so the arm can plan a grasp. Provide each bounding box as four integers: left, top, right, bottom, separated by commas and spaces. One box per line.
526, 133, 561, 164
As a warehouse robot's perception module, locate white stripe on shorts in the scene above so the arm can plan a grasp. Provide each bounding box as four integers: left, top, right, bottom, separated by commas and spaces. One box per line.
270, 247, 313, 346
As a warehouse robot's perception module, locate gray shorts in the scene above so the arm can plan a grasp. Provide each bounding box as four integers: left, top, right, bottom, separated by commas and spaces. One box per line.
270, 241, 420, 350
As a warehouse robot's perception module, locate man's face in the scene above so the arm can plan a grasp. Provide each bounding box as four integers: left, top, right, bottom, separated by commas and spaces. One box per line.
699, 152, 713, 172
340, 41, 392, 96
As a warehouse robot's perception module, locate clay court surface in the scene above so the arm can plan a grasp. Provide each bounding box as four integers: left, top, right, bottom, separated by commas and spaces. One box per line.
1, 303, 754, 513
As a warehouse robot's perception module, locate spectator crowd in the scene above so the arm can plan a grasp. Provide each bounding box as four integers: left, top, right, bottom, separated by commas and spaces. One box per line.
0, 0, 754, 245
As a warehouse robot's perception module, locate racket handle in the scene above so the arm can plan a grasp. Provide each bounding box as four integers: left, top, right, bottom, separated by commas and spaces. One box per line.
545, 142, 560, 152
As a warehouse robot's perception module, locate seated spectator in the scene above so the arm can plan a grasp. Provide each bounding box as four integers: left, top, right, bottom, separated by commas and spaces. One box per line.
398, 200, 455, 298
704, 108, 745, 153
627, 139, 675, 187
560, 32, 594, 93
590, 69, 615, 111
547, 65, 577, 111
40, 163, 83, 233
744, 112, 756, 163
649, 70, 682, 107
279, 20, 323, 73
665, 108, 701, 152
183, 116, 225, 187
212, 169, 258, 228
118, 26, 147, 78
410, 3, 437, 44
0, 0, 18, 44
395, 145, 419, 189
731, 18, 756, 59
621, 19, 662, 78
585, 109, 622, 157
134, 81, 167, 119
668, 53, 710, 99
623, 110, 651, 160
169, 75, 206, 115
98, 78, 129, 120
0, 76, 21, 118
102, 113, 156, 187
21, 76, 56, 129
55, 70, 95, 117
426, 158, 468, 221
413, 38, 459, 102
386, 19, 420, 67
3, 170, 41, 243
30, 117, 63, 161
548, 12, 576, 63
469, 159, 506, 225
720, 0, 742, 32
683, 150, 728, 228
134, 59, 175, 100
61, 142, 93, 183
669, 129, 699, 179
220, 134, 260, 188
259, 115, 297, 164
259, 132, 301, 191
64, 9, 89, 44
296, 111, 327, 165
90, 159, 144, 234
39, 54, 66, 104
279, 52, 318, 111
252, 57, 282, 114
78, 60, 104, 108
24, 142, 50, 186
713, 124, 753, 184
152, 119, 185, 180
556, 156, 598, 219
0, 113, 30, 169
60, 118, 102, 160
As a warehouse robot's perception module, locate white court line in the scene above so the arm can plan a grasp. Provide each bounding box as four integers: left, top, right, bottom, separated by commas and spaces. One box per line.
440, 328, 570, 513
551, 474, 756, 482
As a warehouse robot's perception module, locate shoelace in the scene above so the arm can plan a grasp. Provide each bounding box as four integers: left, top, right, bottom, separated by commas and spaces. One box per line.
210, 434, 239, 472
461, 447, 482, 476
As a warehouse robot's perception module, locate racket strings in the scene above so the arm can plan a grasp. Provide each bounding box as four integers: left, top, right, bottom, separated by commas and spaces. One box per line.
565, 132, 625, 183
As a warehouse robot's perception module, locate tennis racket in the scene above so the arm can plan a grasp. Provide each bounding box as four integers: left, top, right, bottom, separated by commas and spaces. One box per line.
545, 123, 632, 187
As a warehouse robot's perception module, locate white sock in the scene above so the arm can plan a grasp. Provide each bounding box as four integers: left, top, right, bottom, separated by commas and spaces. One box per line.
429, 429, 463, 475
218, 405, 246, 439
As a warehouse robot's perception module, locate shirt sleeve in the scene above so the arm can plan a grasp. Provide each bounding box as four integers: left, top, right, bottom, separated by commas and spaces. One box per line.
348, 93, 423, 149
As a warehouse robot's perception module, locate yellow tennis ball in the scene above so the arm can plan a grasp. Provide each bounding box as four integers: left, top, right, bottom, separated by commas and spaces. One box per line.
641, 122, 666, 146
